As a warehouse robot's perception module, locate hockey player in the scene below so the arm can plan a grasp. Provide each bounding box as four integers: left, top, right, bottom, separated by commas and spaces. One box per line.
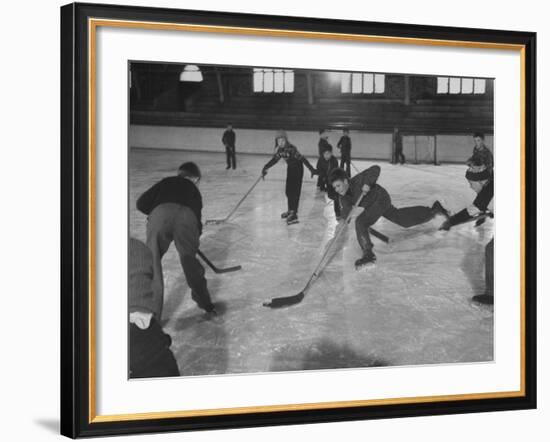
440, 162, 493, 231
467, 133, 493, 176
329, 166, 449, 268
317, 129, 332, 188
439, 162, 494, 305
316, 148, 339, 192
222, 123, 237, 170
136, 162, 217, 318
262, 130, 317, 225
392, 127, 405, 165
317, 148, 341, 218
337, 128, 352, 176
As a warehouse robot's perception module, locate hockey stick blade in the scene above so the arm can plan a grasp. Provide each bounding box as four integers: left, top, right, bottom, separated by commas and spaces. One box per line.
369, 227, 389, 244
197, 250, 242, 274
211, 264, 242, 274
263, 292, 305, 308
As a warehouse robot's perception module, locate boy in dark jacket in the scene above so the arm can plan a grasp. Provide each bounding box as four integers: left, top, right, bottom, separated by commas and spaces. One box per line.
337, 128, 352, 176
317, 149, 341, 218
262, 130, 317, 225
136, 162, 216, 317
222, 123, 237, 170
467, 133, 493, 176
317, 129, 332, 188
129, 237, 180, 378
329, 166, 449, 268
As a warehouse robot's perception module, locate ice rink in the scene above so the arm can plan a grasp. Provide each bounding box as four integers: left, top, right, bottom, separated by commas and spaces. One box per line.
129, 148, 494, 376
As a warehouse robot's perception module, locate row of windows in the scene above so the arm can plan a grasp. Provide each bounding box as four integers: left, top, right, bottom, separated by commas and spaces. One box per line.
252, 68, 295, 93
252, 69, 487, 95
252, 69, 386, 94
179, 66, 488, 96
436, 77, 486, 94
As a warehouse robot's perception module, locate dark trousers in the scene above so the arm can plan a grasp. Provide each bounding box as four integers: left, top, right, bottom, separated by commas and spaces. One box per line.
225, 145, 236, 169
355, 190, 434, 254
286, 165, 304, 213
328, 189, 341, 217
319, 174, 329, 192
146, 203, 214, 315
129, 319, 180, 379
394, 149, 405, 164
485, 238, 494, 296
340, 156, 351, 176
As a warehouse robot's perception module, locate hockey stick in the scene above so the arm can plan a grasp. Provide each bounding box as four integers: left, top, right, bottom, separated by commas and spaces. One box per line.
197, 250, 242, 274
263, 192, 366, 308
205, 175, 263, 225
369, 226, 389, 244
442, 211, 494, 230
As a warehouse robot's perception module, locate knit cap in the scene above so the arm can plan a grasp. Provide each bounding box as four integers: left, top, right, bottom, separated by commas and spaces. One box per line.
275, 129, 288, 141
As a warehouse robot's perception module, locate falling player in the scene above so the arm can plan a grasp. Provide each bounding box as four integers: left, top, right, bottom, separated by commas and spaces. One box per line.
329, 166, 450, 268
262, 130, 317, 225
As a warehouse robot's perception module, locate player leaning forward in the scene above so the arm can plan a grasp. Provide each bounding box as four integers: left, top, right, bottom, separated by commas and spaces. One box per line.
137, 162, 216, 318
261, 130, 317, 225
329, 165, 450, 268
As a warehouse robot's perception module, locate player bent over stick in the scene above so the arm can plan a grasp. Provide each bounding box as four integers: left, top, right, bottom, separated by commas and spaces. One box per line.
137, 162, 217, 318
329, 166, 450, 269
440, 162, 494, 305
261, 130, 317, 225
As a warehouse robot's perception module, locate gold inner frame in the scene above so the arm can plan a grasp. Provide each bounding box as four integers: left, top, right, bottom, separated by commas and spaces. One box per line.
87, 18, 527, 424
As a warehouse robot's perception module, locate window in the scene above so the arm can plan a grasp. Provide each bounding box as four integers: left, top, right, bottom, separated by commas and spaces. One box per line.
437, 77, 486, 94
253, 68, 294, 93
341, 72, 385, 94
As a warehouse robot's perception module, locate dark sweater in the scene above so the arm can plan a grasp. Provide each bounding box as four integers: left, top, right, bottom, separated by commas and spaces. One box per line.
339, 165, 382, 218
222, 129, 236, 147
467, 145, 493, 174
136, 176, 203, 228
318, 138, 333, 156
337, 135, 352, 157
316, 156, 339, 179
263, 143, 316, 173
129, 238, 161, 318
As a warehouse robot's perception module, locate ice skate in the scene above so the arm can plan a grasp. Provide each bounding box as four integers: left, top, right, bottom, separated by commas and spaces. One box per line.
355, 252, 376, 270
286, 211, 299, 225
281, 211, 290, 219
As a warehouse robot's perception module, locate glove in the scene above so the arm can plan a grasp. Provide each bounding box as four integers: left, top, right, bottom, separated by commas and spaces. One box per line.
261, 168, 268, 178
439, 208, 472, 231
310, 169, 318, 178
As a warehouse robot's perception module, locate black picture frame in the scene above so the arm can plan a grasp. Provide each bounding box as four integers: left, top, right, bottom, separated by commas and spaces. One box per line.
61, 2, 537, 438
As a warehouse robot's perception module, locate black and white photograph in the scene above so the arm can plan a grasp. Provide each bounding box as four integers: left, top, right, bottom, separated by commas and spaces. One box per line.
128, 62, 495, 379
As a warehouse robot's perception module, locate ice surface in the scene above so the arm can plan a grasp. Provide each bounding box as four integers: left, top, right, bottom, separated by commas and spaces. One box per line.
129, 149, 494, 376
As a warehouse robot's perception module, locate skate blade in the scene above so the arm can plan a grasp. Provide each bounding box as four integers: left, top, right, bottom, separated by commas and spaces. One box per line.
287, 220, 299, 225
355, 263, 376, 271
